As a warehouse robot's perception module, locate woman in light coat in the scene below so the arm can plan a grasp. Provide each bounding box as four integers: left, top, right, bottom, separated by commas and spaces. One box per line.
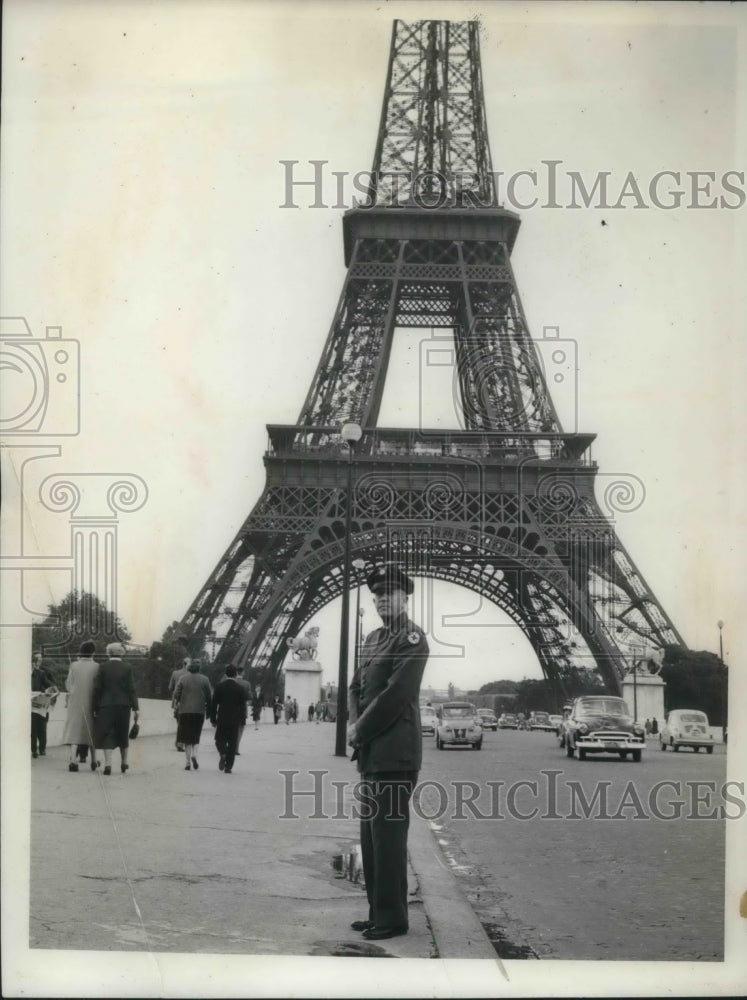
173, 659, 212, 771
62, 641, 100, 771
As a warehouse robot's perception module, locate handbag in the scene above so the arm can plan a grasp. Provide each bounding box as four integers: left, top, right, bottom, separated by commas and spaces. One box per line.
129, 722, 140, 739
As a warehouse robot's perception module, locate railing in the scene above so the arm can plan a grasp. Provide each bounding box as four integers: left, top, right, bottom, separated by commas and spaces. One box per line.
266, 425, 595, 465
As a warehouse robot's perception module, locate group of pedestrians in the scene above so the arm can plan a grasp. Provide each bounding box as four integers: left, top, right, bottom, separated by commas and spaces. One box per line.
167, 657, 260, 774
35, 641, 140, 775
36, 645, 329, 777
33, 644, 269, 776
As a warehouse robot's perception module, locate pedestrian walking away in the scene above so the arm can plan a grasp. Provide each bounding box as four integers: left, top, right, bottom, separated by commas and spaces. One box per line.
273, 698, 283, 724
31, 653, 58, 759
235, 666, 253, 749
168, 658, 190, 751
92, 643, 139, 775
174, 658, 212, 770
284, 696, 293, 725
347, 563, 429, 941
251, 690, 263, 731
307, 702, 315, 722
210, 665, 247, 774
62, 641, 100, 771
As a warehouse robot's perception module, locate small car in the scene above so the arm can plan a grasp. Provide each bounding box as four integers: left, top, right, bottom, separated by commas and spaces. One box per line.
419, 705, 437, 737
477, 709, 498, 731
436, 702, 482, 750
548, 714, 562, 731
659, 709, 714, 753
528, 711, 554, 732
498, 713, 519, 729
564, 695, 646, 761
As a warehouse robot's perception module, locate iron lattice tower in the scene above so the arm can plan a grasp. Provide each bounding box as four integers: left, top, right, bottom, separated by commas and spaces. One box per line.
179, 20, 683, 697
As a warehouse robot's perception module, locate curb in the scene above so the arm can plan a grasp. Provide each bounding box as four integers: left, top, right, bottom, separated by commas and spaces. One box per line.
408, 812, 499, 961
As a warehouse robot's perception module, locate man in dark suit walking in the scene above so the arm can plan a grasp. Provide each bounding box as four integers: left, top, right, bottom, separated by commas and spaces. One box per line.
347, 564, 429, 941
210, 665, 248, 774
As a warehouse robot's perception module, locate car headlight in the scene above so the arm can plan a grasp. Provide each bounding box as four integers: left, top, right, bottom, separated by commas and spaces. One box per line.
633, 724, 644, 736
576, 723, 588, 735
444, 726, 452, 733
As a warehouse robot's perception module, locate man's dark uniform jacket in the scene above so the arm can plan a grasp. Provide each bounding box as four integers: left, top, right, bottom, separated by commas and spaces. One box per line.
348, 611, 429, 773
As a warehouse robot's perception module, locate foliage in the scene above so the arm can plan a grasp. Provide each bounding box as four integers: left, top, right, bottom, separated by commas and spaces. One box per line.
660, 645, 726, 724
32, 591, 132, 687
557, 665, 606, 701
478, 679, 519, 694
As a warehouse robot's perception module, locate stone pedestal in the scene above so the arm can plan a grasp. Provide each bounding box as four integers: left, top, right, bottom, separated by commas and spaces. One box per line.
621, 672, 665, 726
283, 658, 323, 715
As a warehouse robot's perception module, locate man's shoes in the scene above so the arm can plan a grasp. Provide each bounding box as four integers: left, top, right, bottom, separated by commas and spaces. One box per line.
32, 752, 38, 758
68, 762, 79, 772
224, 768, 232, 774
39, 751, 46, 756
219, 755, 226, 771
351, 919, 374, 932
362, 926, 408, 941
103, 766, 111, 776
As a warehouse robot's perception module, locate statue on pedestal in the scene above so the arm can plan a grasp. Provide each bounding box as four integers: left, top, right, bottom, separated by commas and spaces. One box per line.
287, 626, 320, 661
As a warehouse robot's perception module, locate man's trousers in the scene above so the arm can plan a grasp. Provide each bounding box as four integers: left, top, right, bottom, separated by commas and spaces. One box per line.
359, 771, 417, 930
31, 713, 48, 755
214, 721, 240, 771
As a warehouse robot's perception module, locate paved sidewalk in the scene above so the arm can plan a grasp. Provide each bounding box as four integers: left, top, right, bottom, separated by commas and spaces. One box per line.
30, 720, 497, 961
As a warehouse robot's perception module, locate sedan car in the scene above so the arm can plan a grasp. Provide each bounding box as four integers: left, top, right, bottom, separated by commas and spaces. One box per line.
529, 711, 555, 732
477, 709, 498, 731
659, 709, 714, 753
564, 695, 646, 761
498, 713, 519, 729
436, 702, 483, 750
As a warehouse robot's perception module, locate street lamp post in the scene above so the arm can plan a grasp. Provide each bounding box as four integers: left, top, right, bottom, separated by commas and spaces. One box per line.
717, 620, 727, 745
352, 558, 366, 678
335, 423, 362, 757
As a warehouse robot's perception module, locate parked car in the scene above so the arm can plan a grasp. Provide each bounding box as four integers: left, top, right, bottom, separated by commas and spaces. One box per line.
659, 709, 714, 753
548, 714, 562, 731
528, 711, 554, 732
498, 713, 519, 730
477, 709, 498, 731
436, 702, 482, 750
419, 704, 437, 737
564, 695, 646, 761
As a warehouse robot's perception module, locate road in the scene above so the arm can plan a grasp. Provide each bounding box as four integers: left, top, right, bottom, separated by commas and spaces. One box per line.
417, 727, 728, 960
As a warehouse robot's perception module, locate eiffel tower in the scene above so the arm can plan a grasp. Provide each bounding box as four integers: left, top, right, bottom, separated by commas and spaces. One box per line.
179, 19, 683, 697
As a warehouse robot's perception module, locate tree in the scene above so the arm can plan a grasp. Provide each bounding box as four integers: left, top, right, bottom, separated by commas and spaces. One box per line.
478, 680, 519, 695
33, 590, 130, 656
31, 590, 132, 689
660, 646, 725, 724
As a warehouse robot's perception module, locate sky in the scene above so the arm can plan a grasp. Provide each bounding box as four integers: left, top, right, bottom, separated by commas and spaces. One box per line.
2, 0, 746, 697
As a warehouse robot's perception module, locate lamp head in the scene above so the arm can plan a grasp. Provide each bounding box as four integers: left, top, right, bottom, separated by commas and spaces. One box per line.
340, 423, 362, 444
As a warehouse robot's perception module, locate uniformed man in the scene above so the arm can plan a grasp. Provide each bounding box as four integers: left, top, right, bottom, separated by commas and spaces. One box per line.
347, 564, 429, 941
